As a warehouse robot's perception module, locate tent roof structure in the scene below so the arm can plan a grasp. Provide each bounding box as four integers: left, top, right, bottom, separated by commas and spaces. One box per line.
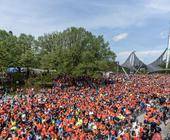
121, 32, 170, 73
147, 48, 167, 72
121, 51, 147, 72
121, 48, 170, 73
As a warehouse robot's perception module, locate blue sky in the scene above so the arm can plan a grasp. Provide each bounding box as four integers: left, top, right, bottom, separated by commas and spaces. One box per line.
0, 0, 170, 64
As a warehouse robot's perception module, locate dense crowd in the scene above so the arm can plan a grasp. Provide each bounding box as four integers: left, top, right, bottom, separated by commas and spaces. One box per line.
0, 74, 170, 140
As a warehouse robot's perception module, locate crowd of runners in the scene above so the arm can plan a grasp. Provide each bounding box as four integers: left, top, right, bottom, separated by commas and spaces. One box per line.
0, 74, 169, 140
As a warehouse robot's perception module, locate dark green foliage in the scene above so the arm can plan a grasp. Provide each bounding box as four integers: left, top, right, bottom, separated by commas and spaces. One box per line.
0, 29, 39, 68
159, 62, 170, 69
0, 27, 116, 78
39, 27, 116, 77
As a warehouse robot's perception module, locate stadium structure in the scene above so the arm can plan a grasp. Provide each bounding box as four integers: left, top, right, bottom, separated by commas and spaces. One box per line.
121, 32, 170, 73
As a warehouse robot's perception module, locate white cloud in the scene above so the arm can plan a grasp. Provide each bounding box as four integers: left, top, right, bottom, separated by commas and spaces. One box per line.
136, 50, 162, 57
117, 49, 164, 64
0, 0, 166, 36
118, 50, 162, 57
112, 33, 128, 42
0, 0, 170, 36
147, 0, 170, 13
160, 31, 168, 39
117, 51, 132, 56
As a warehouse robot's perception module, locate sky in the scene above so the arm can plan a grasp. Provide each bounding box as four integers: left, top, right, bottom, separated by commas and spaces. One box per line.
0, 0, 170, 64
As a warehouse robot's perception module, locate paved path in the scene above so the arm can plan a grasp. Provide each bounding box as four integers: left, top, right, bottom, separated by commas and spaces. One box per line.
137, 113, 170, 139
160, 119, 170, 139
137, 113, 145, 124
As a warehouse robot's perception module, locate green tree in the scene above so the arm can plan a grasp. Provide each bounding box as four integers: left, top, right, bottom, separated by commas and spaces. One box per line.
19, 49, 38, 68
0, 27, 116, 78
0, 29, 19, 67
39, 27, 116, 77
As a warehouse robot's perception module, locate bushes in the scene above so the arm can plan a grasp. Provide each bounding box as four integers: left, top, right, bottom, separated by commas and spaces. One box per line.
24, 72, 57, 89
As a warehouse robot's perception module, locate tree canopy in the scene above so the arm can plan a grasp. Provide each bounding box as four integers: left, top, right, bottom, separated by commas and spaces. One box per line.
0, 27, 116, 77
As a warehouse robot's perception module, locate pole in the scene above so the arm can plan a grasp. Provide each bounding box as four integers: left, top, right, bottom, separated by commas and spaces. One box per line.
121, 67, 129, 79
134, 63, 143, 74
166, 33, 170, 69
130, 51, 136, 73
116, 61, 119, 74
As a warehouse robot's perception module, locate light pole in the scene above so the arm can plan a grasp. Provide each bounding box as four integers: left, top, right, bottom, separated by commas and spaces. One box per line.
116, 61, 119, 74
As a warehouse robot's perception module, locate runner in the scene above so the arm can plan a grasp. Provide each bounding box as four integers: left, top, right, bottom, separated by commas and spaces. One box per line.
0, 74, 169, 139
